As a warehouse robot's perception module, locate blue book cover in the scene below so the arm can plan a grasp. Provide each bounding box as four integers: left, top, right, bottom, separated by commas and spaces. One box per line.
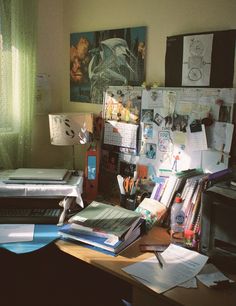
59, 219, 143, 254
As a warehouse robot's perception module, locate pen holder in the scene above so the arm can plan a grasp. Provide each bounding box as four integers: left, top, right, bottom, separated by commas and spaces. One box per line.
120, 194, 127, 208
120, 194, 136, 210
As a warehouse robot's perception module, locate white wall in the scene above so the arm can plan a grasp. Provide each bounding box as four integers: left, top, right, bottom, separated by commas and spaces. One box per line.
35, 0, 236, 169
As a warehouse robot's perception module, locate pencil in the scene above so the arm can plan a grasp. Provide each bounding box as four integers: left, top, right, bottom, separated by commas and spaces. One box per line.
154, 251, 164, 268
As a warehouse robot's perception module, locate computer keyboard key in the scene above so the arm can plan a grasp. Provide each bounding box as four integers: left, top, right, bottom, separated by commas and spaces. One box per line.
0, 208, 62, 224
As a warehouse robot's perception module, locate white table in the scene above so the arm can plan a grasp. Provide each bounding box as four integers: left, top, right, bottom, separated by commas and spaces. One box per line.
0, 170, 84, 207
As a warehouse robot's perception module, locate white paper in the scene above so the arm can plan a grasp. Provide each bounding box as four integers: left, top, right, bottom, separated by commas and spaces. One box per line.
142, 89, 163, 109
186, 124, 208, 151
122, 244, 208, 294
103, 121, 138, 149
206, 122, 234, 154
0, 224, 34, 243
202, 150, 229, 173
36, 73, 51, 114
158, 145, 202, 173
178, 277, 198, 288
182, 34, 213, 86
197, 263, 235, 288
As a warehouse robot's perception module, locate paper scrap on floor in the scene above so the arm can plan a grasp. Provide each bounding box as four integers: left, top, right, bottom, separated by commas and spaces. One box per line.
0, 224, 34, 243
122, 243, 208, 294
196, 263, 235, 288
178, 277, 197, 288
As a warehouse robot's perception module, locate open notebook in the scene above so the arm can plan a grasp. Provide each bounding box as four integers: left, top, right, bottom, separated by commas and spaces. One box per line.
4, 168, 71, 184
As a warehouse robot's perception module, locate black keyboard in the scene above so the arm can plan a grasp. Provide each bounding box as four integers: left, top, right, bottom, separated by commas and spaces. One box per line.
0, 208, 62, 224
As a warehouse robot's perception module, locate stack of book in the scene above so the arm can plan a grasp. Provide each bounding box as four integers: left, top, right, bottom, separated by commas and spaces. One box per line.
59, 201, 144, 255
180, 173, 208, 234
158, 169, 204, 208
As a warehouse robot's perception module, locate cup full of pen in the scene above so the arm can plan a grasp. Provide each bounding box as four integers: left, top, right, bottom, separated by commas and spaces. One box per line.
117, 171, 139, 210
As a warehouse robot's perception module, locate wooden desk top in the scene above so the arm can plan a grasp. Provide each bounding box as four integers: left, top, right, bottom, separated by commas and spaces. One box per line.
55, 226, 236, 306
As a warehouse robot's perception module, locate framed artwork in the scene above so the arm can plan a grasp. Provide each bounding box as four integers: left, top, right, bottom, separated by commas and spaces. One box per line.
70, 26, 146, 104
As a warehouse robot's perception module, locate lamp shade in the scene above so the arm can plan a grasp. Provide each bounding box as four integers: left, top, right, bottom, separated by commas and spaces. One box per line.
48, 113, 93, 146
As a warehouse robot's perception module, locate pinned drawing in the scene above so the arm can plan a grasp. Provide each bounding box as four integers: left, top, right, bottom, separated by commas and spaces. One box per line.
182, 34, 213, 86
103, 86, 142, 124
158, 130, 171, 152
172, 151, 181, 171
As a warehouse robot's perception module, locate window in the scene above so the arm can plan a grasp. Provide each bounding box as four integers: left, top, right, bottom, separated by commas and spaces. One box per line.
0, 0, 37, 168
0, 2, 13, 131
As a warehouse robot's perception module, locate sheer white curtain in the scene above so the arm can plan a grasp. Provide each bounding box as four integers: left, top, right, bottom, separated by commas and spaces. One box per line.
0, 0, 37, 169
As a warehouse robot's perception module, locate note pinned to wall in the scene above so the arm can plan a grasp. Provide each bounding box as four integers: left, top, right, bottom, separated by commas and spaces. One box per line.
103, 121, 139, 150
186, 124, 208, 151
36, 73, 51, 114
206, 122, 234, 154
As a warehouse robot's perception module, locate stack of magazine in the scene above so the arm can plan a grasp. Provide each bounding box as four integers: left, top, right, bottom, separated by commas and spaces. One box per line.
59, 201, 144, 255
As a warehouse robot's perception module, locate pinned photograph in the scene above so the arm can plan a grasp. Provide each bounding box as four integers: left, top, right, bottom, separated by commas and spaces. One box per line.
143, 123, 153, 139
146, 143, 156, 159
154, 112, 164, 126
142, 109, 154, 122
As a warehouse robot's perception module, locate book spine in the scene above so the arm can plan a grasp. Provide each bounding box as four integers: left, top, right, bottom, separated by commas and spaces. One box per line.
70, 223, 115, 239
160, 176, 178, 207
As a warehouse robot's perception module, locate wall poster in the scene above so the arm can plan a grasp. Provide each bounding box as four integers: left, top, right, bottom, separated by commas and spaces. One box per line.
70, 26, 146, 104
165, 29, 236, 88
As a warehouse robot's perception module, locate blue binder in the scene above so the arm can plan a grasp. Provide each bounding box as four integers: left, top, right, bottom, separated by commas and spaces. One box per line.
0, 224, 60, 254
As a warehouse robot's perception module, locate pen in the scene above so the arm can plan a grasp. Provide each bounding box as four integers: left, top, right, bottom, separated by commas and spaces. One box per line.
154, 251, 164, 268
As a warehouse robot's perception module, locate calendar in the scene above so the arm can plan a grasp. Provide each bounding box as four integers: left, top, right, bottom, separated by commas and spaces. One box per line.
103, 121, 138, 150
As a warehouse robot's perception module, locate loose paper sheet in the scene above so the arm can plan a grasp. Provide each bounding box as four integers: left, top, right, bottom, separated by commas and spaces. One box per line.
0, 224, 34, 243
122, 244, 208, 294
196, 263, 235, 288
186, 124, 208, 151
178, 277, 198, 288
206, 122, 234, 154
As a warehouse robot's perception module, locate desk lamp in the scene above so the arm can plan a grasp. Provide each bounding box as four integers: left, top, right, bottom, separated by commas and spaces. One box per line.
48, 113, 93, 174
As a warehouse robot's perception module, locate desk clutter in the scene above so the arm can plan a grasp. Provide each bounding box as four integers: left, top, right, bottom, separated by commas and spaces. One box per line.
59, 201, 145, 256
0, 84, 235, 299
99, 85, 235, 201
114, 165, 236, 256
0, 168, 84, 226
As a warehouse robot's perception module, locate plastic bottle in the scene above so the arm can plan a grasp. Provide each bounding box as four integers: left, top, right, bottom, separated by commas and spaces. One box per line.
170, 195, 185, 238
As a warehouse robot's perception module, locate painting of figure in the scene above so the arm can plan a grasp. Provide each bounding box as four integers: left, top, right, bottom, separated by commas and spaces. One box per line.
70, 26, 146, 104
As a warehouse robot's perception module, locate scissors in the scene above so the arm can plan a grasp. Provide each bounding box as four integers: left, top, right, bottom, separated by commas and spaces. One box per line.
123, 177, 134, 195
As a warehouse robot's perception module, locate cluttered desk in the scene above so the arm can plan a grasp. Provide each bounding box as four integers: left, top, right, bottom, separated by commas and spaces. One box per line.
55, 225, 236, 306
0, 165, 236, 306
0, 167, 236, 306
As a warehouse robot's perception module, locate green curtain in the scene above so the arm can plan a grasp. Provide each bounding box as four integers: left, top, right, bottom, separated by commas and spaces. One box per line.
0, 0, 37, 169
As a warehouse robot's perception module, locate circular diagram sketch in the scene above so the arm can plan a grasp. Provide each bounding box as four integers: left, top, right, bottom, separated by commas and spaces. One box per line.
188, 68, 202, 81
